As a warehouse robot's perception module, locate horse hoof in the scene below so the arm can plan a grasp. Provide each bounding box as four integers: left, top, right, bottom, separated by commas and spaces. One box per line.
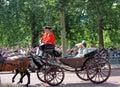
24, 84, 29, 86
12, 80, 14, 83
17, 81, 22, 84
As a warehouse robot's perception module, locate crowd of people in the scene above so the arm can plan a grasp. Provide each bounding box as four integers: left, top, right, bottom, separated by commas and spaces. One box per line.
0, 26, 119, 60
0, 44, 120, 59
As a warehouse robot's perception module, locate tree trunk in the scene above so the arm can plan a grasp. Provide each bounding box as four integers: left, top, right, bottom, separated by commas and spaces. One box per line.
30, 13, 39, 48
60, 10, 67, 57
98, 18, 104, 48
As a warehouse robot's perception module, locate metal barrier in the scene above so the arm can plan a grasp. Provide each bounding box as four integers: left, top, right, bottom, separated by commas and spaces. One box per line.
107, 54, 120, 68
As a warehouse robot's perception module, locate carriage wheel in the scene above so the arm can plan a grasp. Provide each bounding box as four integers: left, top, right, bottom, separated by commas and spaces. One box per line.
44, 65, 64, 86
76, 69, 89, 81
87, 58, 111, 84
75, 59, 92, 81
37, 65, 49, 82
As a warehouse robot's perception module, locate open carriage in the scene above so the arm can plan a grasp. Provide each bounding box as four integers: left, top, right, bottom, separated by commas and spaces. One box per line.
32, 46, 111, 86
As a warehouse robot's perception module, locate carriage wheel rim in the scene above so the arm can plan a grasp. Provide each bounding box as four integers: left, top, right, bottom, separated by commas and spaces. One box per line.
87, 58, 111, 83
37, 65, 50, 82
44, 66, 64, 86
76, 69, 89, 81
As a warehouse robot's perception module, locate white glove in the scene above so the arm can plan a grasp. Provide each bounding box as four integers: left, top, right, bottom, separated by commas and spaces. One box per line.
39, 40, 44, 46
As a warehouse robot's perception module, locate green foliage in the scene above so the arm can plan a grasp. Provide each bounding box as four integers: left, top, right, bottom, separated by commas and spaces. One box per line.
0, 0, 119, 48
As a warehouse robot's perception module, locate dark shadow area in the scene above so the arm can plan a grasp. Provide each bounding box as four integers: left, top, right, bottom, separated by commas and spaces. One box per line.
25, 82, 120, 87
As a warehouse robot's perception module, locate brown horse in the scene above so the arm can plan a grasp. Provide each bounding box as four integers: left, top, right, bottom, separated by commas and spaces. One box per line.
0, 57, 30, 86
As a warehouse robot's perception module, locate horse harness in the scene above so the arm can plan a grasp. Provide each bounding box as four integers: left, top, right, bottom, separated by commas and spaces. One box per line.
0, 57, 29, 71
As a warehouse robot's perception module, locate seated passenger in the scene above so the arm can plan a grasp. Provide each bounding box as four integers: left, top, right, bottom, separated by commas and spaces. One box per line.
64, 40, 89, 58
74, 40, 89, 58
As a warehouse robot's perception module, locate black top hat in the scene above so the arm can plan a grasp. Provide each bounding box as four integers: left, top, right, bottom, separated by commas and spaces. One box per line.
44, 26, 51, 29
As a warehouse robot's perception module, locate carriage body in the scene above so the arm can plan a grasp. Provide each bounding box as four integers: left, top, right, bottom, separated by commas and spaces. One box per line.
36, 47, 111, 86
59, 49, 97, 68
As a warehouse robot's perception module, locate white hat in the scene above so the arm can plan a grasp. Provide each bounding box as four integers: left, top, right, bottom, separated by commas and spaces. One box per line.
75, 43, 83, 47
82, 40, 86, 44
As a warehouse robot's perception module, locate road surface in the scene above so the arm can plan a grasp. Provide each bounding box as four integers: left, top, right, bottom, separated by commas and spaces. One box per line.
0, 69, 120, 87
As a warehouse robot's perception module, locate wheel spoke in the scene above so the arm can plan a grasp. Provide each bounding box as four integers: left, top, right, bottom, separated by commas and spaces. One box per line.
37, 65, 50, 82
99, 71, 105, 80
45, 66, 64, 86
98, 72, 101, 82
100, 70, 108, 77
93, 72, 98, 81
87, 58, 111, 84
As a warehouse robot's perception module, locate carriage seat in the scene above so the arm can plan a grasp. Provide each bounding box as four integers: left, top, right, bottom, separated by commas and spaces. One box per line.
43, 44, 55, 53
84, 49, 97, 58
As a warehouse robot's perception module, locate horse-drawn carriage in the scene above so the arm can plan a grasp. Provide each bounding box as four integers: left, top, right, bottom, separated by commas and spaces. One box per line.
31, 46, 111, 86
0, 46, 111, 86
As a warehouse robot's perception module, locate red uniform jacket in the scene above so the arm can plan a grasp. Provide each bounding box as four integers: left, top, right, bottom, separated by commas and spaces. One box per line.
41, 32, 55, 45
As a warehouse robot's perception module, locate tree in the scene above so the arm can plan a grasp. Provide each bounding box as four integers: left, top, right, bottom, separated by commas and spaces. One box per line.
0, 0, 119, 49
84, 0, 120, 48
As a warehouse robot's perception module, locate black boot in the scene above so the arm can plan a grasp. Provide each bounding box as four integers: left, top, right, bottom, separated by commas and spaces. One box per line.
32, 57, 43, 69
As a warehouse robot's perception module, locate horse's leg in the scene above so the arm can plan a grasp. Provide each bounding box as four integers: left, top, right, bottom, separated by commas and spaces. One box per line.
19, 70, 30, 86
25, 70, 30, 86
17, 72, 24, 84
12, 69, 19, 83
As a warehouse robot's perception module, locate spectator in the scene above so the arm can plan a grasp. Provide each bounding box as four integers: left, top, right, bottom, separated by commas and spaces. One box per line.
91, 42, 96, 48
74, 40, 89, 58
